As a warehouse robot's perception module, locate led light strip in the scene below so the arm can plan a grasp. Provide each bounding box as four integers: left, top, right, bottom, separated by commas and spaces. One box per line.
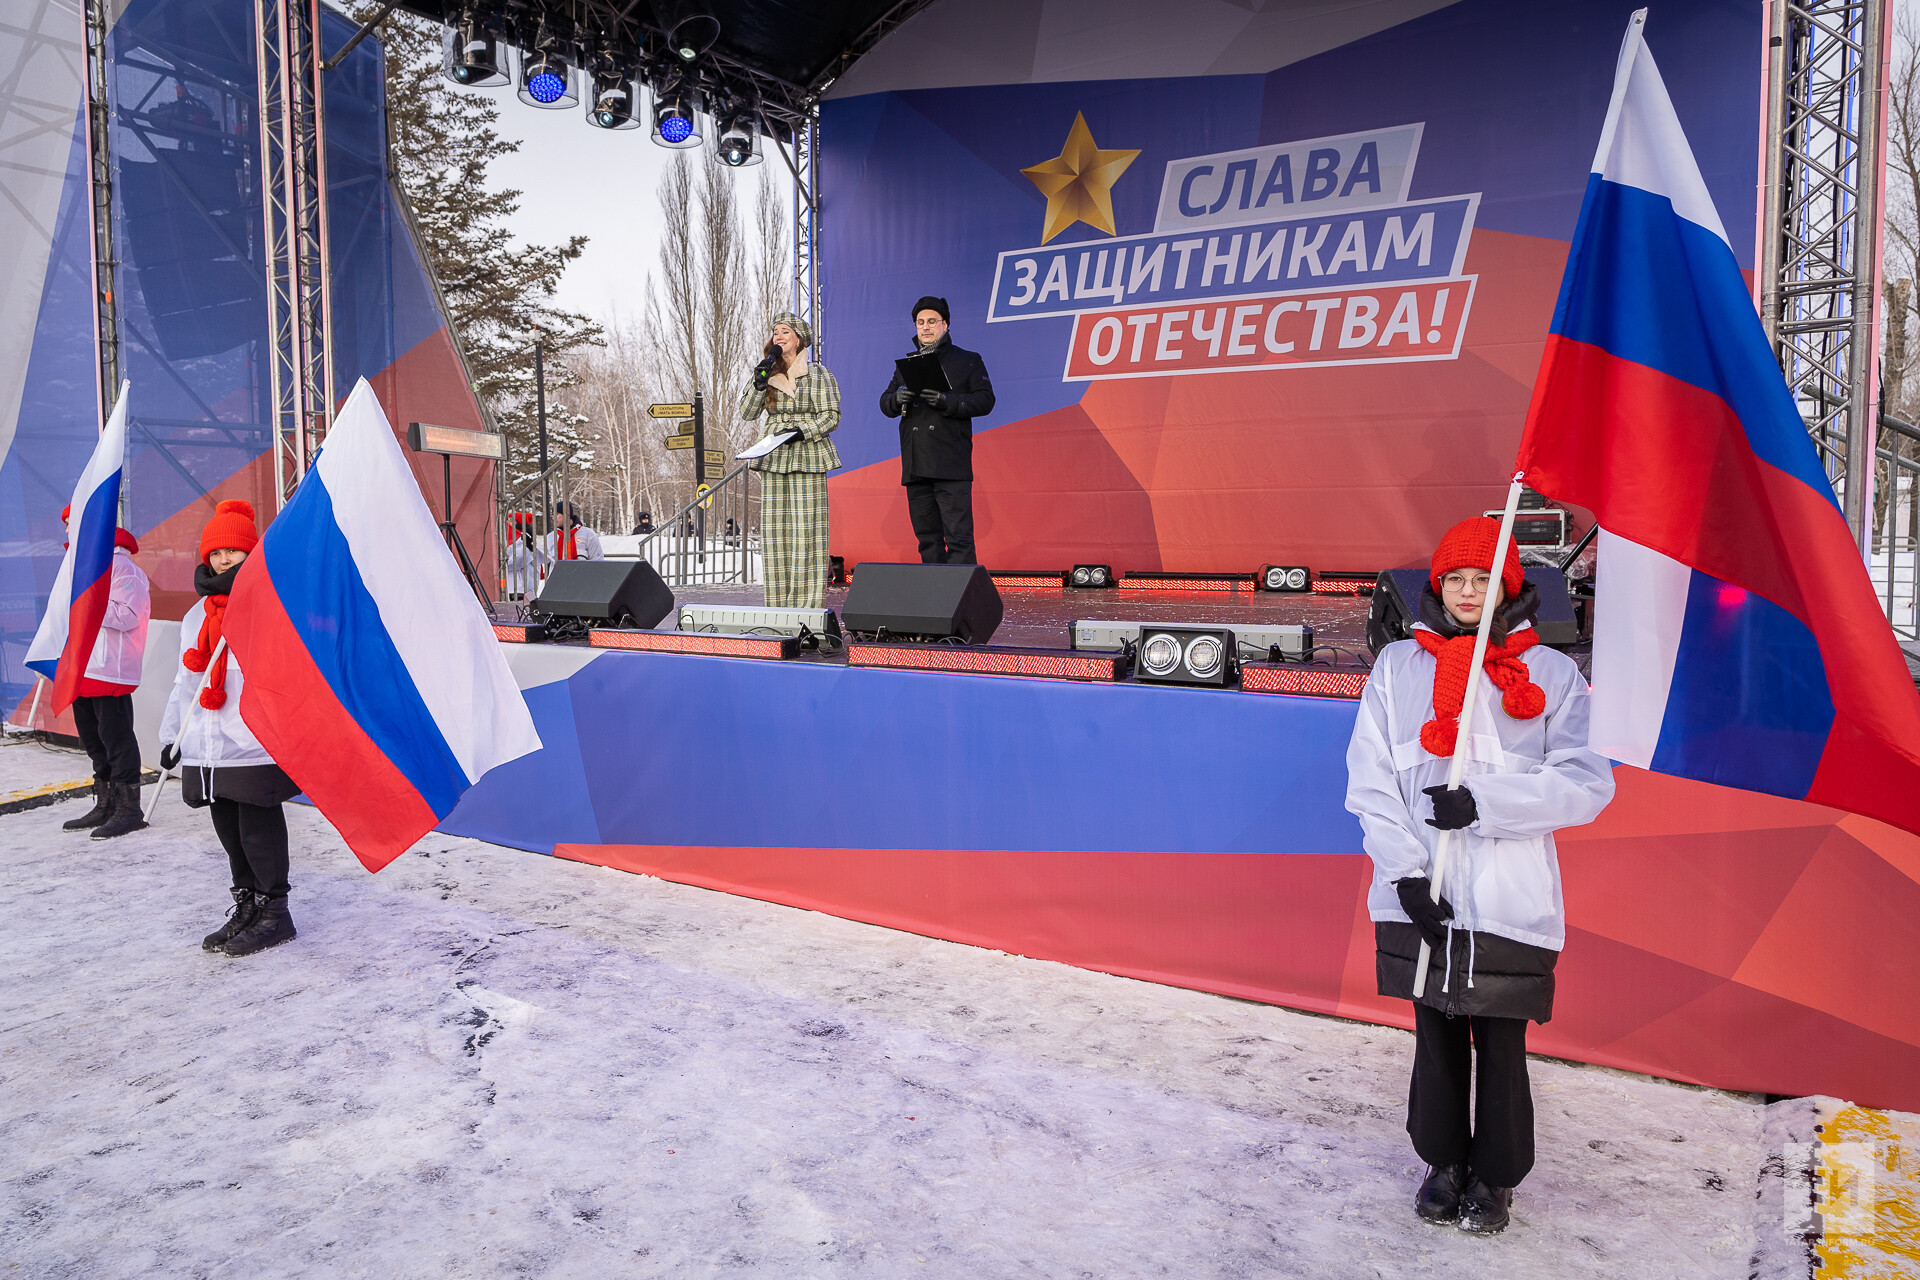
587, 629, 798, 660
847, 641, 1125, 682
1239, 663, 1370, 699
1120, 575, 1251, 592
492, 623, 546, 643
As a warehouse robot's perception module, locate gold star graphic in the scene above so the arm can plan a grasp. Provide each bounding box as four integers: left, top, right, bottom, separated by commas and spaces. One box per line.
1021, 112, 1140, 245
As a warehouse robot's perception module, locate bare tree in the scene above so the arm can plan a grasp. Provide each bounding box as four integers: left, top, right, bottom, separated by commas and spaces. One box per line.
1879, 13, 1920, 552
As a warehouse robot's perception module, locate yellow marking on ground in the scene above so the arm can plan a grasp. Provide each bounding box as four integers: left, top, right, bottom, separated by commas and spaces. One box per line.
0, 778, 93, 806
1814, 1102, 1920, 1277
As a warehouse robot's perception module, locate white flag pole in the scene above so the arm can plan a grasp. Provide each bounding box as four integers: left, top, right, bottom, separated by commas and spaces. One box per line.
145, 637, 226, 822
1412, 472, 1528, 998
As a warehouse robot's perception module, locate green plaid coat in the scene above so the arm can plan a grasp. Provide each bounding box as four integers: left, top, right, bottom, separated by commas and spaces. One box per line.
740, 361, 842, 473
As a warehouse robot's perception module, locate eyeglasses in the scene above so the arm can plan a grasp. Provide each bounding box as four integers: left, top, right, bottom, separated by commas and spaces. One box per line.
1440, 572, 1493, 593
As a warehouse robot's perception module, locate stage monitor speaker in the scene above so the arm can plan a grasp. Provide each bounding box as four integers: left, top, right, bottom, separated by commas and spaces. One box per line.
535, 559, 675, 630
1367, 566, 1580, 655
841, 563, 1003, 643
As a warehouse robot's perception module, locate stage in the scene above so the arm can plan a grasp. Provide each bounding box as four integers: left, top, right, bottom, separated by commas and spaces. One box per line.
411, 599, 1920, 1117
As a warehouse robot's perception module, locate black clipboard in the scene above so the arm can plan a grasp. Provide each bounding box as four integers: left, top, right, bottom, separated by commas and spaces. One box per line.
894, 351, 951, 395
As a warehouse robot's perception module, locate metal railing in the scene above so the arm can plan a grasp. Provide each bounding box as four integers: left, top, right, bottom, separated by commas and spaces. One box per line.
1872, 413, 1920, 640
620, 461, 762, 588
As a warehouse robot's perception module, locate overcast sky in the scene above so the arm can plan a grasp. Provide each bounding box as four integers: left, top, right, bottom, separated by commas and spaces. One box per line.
474, 81, 790, 328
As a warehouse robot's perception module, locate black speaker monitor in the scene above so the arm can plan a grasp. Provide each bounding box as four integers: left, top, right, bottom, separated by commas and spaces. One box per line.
1367, 565, 1579, 654
841, 563, 1004, 643
535, 560, 675, 630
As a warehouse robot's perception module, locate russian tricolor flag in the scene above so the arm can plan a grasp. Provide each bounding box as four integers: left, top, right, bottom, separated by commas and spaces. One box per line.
224, 380, 541, 870
26, 382, 131, 714
1518, 12, 1920, 836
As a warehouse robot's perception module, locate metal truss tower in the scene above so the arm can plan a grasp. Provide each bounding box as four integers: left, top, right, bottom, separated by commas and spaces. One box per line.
80, 0, 120, 427
1760, 0, 1890, 550
256, 0, 335, 510
790, 110, 820, 357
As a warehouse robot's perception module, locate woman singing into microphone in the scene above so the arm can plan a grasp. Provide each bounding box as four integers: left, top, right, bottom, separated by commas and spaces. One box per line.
740, 311, 842, 609
1345, 517, 1614, 1235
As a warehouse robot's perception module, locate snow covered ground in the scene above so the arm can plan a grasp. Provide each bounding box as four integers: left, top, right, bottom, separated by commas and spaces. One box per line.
2, 739, 1784, 1279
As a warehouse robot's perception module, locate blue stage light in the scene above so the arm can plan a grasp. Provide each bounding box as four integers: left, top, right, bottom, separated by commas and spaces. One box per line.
659, 113, 692, 144
528, 71, 566, 103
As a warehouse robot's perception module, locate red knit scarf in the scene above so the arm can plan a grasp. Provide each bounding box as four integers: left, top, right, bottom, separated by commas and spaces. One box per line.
1413, 627, 1546, 757
183, 594, 233, 709
557, 527, 577, 560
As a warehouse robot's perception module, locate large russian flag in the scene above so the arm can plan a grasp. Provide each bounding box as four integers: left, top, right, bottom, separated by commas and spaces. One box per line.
1517, 11, 1920, 836
25, 382, 131, 714
223, 380, 541, 870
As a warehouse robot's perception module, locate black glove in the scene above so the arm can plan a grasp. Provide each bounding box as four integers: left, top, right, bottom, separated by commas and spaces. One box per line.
1422, 783, 1478, 831
753, 366, 772, 389
918, 387, 947, 411
160, 743, 180, 771
894, 384, 913, 409
1395, 876, 1455, 949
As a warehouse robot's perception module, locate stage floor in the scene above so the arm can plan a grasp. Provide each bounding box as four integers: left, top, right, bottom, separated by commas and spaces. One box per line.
663, 581, 1379, 660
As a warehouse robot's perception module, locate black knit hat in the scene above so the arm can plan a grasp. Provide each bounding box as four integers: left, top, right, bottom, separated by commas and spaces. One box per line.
911, 295, 950, 324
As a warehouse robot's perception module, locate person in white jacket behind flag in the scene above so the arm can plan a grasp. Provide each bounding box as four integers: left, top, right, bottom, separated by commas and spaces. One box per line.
1345, 516, 1614, 1236
54, 502, 151, 839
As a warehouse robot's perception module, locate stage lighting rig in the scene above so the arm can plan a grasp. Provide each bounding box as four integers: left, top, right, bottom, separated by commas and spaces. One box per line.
1257, 564, 1311, 592
1069, 564, 1114, 588
588, 72, 642, 130
1134, 627, 1236, 687
712, 106, 761, 166
656, 2, 721, 61
651, 84, 701, 148
518, 47, 576, 109
442, 17, 508, 88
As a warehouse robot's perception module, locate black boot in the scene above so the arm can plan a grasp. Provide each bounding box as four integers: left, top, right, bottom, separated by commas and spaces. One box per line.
90, 782, 149, 839
1457, 1178, 1513, 1234
62, 780, 111, 830
202, 889, 259, 952
223, 893, 296, 957
1415, 1163, 1469, 1223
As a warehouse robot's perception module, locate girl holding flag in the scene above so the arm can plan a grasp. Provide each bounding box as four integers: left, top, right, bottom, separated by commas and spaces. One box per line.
158, 500, 300, 957
1344, 517, 1614, 1234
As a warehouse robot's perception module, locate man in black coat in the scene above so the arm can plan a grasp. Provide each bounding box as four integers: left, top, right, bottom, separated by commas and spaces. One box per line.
878, 296, 995, 564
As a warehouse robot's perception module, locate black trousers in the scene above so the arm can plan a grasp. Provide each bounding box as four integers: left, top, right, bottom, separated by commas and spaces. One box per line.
905, 479, 975, 564
1408, 1004, 1534, 1187
209, 798, 290, 897
72, 694, 140, 784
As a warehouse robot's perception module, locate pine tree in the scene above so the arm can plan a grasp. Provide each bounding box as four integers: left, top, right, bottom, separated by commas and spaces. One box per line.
356, 7, 601, 491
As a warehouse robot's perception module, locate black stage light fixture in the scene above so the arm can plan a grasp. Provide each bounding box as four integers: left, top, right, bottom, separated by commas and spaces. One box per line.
711, 107, 761, 166
1069, 564, 1115, 588
442, 19, 509, 88
1133, 626, 1235, 687
518, 48, 576, 109
656, 2, 721, 61
1257, 564, 1312, 592
588, 72, 641, 130
652, 87, 700, 148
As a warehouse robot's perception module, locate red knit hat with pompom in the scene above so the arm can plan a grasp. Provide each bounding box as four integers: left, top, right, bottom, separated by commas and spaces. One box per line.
1429, 516, 1525, 601
199, 499, 260, 564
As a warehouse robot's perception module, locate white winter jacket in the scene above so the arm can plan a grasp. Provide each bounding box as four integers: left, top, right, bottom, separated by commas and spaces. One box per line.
83, 546, 150, 687
545, 526, 604, 562
158, 598, 274, 769
1344, 625, 1616, 952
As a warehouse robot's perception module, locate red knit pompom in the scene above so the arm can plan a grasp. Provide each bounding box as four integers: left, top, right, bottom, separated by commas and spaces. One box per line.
216, 499, 256, 521
199, 686, 226, 710
183, 648, 209, 674
1420, 719, 1458, 757
1502, 682, 1546, 720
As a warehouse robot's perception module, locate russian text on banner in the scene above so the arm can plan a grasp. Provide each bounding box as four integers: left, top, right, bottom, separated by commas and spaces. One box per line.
25, 382, 131, 714
223, 379, 541, 870
1515, 10, 1920, 836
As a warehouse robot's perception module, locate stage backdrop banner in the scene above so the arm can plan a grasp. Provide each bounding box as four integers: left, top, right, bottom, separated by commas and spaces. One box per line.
817, 0, 1761, 573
